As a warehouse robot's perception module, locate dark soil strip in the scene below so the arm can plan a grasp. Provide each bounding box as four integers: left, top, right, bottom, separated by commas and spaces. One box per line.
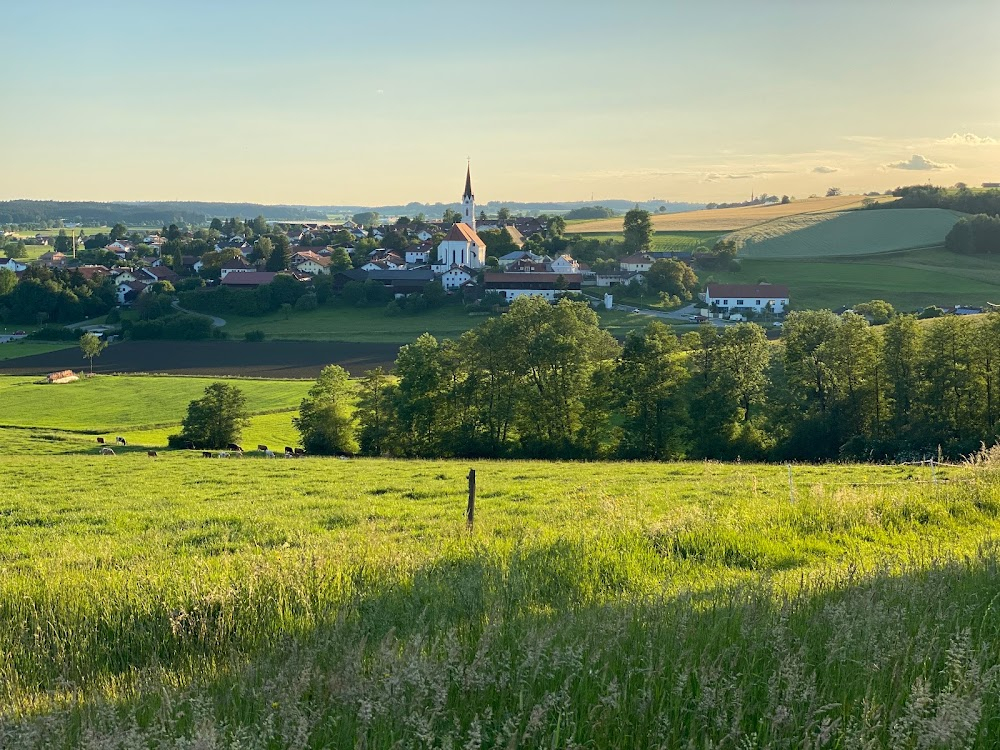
0, 341, 400, 379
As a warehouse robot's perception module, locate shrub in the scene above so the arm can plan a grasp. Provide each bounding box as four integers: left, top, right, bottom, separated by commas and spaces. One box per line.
27, 326, 83, 341
244, 329, 266, 342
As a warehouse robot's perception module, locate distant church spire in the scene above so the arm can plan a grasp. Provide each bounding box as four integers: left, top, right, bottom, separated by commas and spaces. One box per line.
462, 161, 476, 231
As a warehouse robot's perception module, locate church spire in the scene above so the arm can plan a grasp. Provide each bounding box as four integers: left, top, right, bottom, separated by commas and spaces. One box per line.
463, 162, 474, 201
462, 161, 476, 231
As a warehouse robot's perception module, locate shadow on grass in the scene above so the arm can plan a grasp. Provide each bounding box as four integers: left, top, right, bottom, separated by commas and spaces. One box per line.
2, 540, 1000, 748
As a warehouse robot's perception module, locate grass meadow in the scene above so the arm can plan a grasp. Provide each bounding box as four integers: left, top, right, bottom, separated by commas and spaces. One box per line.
704, 248, 1000, 310
0, 341, 73, 361
730, 208, 963, 259
570, 230, 723, 253
4, 375, 1000, 747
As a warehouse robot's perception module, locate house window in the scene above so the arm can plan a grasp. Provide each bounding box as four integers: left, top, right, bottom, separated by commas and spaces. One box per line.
756, 300, 760, 305
723, 299, 728, 305
736, 299, 744, 306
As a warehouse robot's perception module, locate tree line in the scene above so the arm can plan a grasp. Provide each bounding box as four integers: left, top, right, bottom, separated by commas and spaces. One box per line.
257, 298, 1000, 462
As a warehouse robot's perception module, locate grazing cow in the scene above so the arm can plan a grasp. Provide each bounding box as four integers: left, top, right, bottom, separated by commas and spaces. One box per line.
96, 437, 105, 444
294, 448, 305, 456
285, 451, 295, 458
116, 436, 127, 446
202, 451, 213, 458
218, 451, 230, 458
264, 449, 275, 458
227, 443, 243, 452
147, 451, 157, 458
257, 444, 268, 452
100, 447, 115, 455
284, 446, 294, 455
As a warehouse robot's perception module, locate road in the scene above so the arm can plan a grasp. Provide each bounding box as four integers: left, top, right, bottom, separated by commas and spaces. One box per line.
171, 299, 226, 328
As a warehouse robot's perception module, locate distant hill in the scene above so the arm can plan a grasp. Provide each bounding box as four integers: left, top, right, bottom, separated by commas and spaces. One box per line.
566, 195, 896, 233
0, 199, 703, 227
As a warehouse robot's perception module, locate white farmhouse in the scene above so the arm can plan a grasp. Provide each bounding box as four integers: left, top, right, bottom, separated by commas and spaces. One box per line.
703, 283, 789, 314
0, 257, 27, 273
619, 253, 654, 273
441, 265, 475, 291
550, 254, 580, 274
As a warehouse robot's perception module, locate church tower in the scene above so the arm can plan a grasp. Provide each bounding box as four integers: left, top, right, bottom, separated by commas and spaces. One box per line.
462, 162, 476, 232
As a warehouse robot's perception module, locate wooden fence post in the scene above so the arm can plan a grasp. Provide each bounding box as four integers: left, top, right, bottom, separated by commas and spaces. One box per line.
466, 468, 476, 531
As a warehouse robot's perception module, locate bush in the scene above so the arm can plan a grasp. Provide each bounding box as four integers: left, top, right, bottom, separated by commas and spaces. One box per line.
27, 326, 83, 341
295, 293, 318, 312
244, 329, 266, 342
123, 314, 213, 340
105, 308, 121, 324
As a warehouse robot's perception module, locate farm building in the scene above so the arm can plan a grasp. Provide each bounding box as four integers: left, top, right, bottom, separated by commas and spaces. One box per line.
703, 283, 789, 314
484, 272, 582, 301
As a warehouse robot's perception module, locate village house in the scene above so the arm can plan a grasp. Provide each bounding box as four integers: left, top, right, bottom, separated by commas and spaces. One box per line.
219, 257, 254, 279
702, 283, 789, 314
441, 265, 475, 291
619, 253, 655, 273
293, 251, 332, 276
484, 272, 582, 301
219, 271, 280, 288
550, 254, 581, 274
334, 268, 436, 296
0, 257, 28, 273
137, 266, 180, 285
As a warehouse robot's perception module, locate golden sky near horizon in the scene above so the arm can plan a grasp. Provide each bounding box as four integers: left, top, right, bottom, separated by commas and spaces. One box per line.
3, 0, 999, 206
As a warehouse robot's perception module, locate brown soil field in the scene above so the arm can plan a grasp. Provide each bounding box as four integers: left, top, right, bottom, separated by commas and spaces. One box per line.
0, 341, 400, 379
567, 195, 897, 233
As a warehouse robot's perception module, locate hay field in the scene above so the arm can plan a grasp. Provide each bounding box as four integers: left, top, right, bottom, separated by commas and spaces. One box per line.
731, 208, 964, 259
567, 194, 896, 233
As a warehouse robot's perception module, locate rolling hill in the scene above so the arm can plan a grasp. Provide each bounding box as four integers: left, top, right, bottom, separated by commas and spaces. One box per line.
730, 208, 964, 259
566, 194, 896, 233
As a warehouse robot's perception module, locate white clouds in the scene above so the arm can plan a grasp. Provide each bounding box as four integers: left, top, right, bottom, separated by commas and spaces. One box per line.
939, 133, 996, 146
703, 169, 793, 181
883, 154, 953, 171
812, 165, 839, 174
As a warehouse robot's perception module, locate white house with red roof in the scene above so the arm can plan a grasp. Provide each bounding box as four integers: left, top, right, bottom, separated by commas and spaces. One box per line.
703, 283, 789, 314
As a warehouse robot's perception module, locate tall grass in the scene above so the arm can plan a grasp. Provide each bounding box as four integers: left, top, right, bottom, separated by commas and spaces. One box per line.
1, 445, 1000, 746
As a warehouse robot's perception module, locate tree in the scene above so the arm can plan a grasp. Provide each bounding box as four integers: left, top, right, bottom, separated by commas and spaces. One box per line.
497, 207, 512, 224
294, 365, 358, 455
442, 209, 462, 226
0, 268, 15, 296
79, 332, 107, 374
356, 367, 395, 455
622, 208, 653, 253
54, 230, 73, 254
209, 218, 224, 232
547, 216, 566, 237
109, 222, 129, 241
352, 211, 379, 226
254, 236, 273, 264
329, 246, 352, 273
174, 383, 250, 449
781, 195, 791, 204
645, 259, 698, 301
853, 299, 895, 325
826, 187, 842, 197
266, 239, 289, 271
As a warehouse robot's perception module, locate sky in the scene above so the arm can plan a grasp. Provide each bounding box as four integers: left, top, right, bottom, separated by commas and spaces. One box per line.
3, 0, 999, 207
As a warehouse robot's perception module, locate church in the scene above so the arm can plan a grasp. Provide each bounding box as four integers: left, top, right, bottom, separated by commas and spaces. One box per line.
432, 165, 487, 287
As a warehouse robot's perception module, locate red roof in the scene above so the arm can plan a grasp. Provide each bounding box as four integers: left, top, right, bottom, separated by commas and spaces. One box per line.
484, 272, 582, 284
220, 272, 278, 286
619, 254, 653, 264
442, 223, 486, 248
706, 283, 789, 298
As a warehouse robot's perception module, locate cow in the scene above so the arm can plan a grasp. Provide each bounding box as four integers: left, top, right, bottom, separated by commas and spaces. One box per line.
96, 437, 105, 444
257, 444, 268, 452
264, 449, 275, 458
147, 451, 157, 458
284, 446, 294, 455
218, 451, 230, 458
202, 451, 213, 458
227, 443, 243, 452
294, 448, 305, 456
100, 447, 116, 455
116, 436, 127, 446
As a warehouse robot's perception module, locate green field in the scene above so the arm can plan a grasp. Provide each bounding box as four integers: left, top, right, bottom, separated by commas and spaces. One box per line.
729, 208, 964, 259
706, 247, 1000, 310
2, 422, 1000, 746
574, 230, 722, 252
0, 375, 310, 432
0, 341, 73, 361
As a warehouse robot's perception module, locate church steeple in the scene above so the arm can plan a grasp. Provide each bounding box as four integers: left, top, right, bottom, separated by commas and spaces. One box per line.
462, 162, 476, 231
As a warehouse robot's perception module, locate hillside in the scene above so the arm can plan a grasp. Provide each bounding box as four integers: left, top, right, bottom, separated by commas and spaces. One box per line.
567, 194, 896, 233
730, 208, 964, 259
2, 425, 1000, 747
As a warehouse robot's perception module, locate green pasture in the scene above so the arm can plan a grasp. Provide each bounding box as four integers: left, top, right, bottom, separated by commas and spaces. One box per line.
731, 208, 963, 259
0, 375, 309, 433
1, 433, 1000, 746
575, 230, 722, 252
0, 341, 72, 361
705, 248, 1000, 310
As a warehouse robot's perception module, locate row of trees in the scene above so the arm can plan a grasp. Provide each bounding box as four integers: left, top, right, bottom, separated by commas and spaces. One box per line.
286, 298, 1000, 461
945, 214, 1000, 255
0, 266, 116, 324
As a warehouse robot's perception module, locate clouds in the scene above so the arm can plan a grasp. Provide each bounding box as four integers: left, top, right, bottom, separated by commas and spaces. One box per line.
884, 154, 953, 171
812, 165, 839, 174
703, 169, 793, 181
939, 133, 996, 146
